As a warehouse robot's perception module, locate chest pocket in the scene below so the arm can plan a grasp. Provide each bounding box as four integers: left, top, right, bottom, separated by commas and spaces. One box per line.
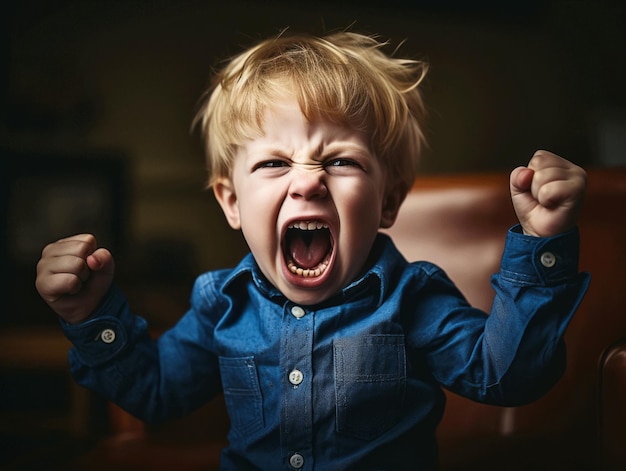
219, 356, 264, 439
334, 334, 407, 440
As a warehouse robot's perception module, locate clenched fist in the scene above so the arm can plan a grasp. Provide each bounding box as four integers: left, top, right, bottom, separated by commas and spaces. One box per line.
35, 234, 115, 325
510, 150, 587, 238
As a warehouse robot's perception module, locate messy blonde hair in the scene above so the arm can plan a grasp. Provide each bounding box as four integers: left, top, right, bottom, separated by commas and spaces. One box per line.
193, 31, 428, 193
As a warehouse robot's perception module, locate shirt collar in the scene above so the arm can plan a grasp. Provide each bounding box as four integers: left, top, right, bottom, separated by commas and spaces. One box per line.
221, 252, 283, 300
342, 233, 406, 307
221, 232, 406, 308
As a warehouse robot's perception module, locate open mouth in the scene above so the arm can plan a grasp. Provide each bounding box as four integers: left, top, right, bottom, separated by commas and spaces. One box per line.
283, 220, 333, 278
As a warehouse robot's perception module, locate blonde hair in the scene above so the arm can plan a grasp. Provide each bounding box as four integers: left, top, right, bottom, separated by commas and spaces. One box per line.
193, 31, 428, 192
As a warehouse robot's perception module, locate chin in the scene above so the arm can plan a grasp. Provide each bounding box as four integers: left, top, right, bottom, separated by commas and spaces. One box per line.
282, 285, 336, 307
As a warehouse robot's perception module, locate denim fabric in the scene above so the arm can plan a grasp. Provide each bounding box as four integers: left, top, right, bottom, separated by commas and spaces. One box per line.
63, 228, 589, 470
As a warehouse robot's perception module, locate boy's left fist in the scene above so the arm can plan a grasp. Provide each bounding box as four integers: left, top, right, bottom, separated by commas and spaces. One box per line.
510, 150, 587, 238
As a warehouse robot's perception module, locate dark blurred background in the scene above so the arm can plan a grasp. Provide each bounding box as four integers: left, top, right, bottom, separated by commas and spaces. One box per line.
0, 0, 625, 466
2, 0, 626, 292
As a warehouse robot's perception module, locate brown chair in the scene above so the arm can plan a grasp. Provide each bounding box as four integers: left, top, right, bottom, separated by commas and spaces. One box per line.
385, 167, 626, 470
598, 339, 626, 470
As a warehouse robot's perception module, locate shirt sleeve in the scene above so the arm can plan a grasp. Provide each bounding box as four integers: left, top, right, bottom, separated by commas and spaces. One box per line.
60, 277, 223, 423
417, 225, 590, 406
61, 284, 142, 367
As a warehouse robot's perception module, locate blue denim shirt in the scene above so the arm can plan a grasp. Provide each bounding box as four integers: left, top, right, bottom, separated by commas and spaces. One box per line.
63, 228, 589, 470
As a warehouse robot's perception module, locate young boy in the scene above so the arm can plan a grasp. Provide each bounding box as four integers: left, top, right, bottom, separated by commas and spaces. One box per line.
36, 32, 589, 470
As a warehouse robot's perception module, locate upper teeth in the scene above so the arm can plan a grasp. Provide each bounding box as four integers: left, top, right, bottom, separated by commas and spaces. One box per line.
288, 221, 328, 231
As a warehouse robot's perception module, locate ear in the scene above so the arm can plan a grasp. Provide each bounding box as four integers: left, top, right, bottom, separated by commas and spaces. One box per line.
213, 178, 241, 230
379, 183, 407, 229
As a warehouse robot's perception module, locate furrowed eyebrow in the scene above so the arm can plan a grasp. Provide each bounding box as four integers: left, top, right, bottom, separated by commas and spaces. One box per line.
321, 143, 372, 159
254, 141, 372, 162
265, 148, 290, 158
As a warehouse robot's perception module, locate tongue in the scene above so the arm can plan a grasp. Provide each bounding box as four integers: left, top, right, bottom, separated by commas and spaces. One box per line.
290, 231, 330, 269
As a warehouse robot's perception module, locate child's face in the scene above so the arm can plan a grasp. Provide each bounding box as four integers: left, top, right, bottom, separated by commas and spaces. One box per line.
214, 96, 403, 305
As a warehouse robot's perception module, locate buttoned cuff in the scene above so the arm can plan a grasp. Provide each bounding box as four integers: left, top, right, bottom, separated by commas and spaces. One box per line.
499, 225, 581, 285
60, 284, 138, 367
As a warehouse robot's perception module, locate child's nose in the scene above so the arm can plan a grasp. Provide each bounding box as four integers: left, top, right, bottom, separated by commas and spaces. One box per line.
289, 166, 328, 200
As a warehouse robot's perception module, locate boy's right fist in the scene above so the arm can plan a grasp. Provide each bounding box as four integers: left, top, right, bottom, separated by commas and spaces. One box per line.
35, 234, 115, 325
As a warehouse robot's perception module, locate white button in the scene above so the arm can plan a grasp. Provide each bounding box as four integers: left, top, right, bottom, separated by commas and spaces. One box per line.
289, 369, 304, 386
100, 329, 116, 344
540, 251, 556, 268
291, 306, 305, 319
289, 453, 304, 469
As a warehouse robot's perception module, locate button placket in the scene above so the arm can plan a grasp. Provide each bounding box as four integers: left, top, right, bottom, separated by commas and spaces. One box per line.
280, 304, 313, 466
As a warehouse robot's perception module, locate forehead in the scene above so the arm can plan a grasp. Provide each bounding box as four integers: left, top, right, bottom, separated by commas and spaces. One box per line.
244, 98, 371, 156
